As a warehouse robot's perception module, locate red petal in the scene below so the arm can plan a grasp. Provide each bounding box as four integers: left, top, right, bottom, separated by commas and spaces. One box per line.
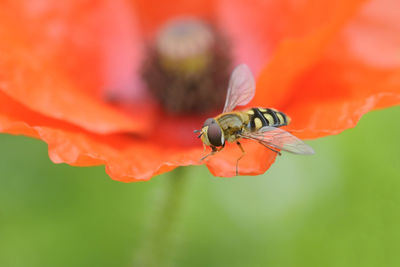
132, 0, 216, 37
254, 0, 366, 108
285, 60, 400, 139
252, 0, 400, 138
344, 0, 400, 68
0, 90, 276, 180
206, 141, 277, 177
216, 0, 296, 72
0, 0, 149, 134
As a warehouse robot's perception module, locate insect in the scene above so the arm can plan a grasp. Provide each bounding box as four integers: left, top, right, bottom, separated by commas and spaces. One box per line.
195, 64, 314, 175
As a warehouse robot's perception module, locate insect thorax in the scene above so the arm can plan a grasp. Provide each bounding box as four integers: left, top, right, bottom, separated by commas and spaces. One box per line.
216, 112, 248, 142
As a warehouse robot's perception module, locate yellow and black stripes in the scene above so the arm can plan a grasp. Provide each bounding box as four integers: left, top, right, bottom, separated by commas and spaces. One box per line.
247, 108, 290, 131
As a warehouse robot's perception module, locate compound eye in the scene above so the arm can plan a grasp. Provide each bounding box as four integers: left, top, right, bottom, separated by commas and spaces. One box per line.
207, 120, 224, 147
203, 118, 214, 128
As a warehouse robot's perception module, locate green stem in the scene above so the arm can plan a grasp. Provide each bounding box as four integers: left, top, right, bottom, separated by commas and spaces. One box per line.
134, 167, 187, 267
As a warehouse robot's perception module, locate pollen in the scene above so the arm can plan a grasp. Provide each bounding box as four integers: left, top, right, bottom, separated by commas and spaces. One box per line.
141, 18, 232, 114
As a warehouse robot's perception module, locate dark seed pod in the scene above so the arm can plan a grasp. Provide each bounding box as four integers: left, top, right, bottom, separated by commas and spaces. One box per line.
141, 18, 232, 114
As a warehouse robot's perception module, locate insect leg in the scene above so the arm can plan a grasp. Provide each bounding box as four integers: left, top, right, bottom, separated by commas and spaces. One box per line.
258, 142, 282, 156
236, 141, 246, 176
200, 151, 215, 161
200, 146, 223, 161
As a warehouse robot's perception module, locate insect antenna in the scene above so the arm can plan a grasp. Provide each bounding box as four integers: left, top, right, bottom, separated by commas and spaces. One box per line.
194, 129, 203, 138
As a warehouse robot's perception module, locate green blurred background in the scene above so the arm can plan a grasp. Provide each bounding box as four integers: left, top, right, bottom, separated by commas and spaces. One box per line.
0, 106, 399, 267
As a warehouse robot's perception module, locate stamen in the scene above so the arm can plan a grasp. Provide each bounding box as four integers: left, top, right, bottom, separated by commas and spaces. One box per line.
141, 18, 232, 114
157, 19, 214, 76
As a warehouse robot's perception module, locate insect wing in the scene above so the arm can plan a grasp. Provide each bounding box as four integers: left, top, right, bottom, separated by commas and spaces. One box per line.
240, 126, 315, 155
223, 64, 256, 113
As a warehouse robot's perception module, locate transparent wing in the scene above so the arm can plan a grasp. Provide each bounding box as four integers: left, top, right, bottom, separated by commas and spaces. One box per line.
239, 126, 315, 155
223, 64, 256, 113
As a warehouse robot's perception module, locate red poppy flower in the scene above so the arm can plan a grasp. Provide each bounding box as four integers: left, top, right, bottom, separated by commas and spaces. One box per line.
0, 0, 399, 182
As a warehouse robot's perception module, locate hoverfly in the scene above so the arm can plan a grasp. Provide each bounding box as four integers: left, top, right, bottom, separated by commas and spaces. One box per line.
195, 64, 314, 175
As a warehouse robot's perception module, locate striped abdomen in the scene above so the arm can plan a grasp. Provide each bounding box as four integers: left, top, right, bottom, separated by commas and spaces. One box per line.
246, 108, 290, 131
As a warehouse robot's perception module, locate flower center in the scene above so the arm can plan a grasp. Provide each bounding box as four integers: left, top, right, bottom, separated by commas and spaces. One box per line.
141, 18, 232, 114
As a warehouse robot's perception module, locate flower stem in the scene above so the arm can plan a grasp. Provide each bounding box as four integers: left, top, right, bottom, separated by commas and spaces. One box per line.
134, 167, 188, 267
